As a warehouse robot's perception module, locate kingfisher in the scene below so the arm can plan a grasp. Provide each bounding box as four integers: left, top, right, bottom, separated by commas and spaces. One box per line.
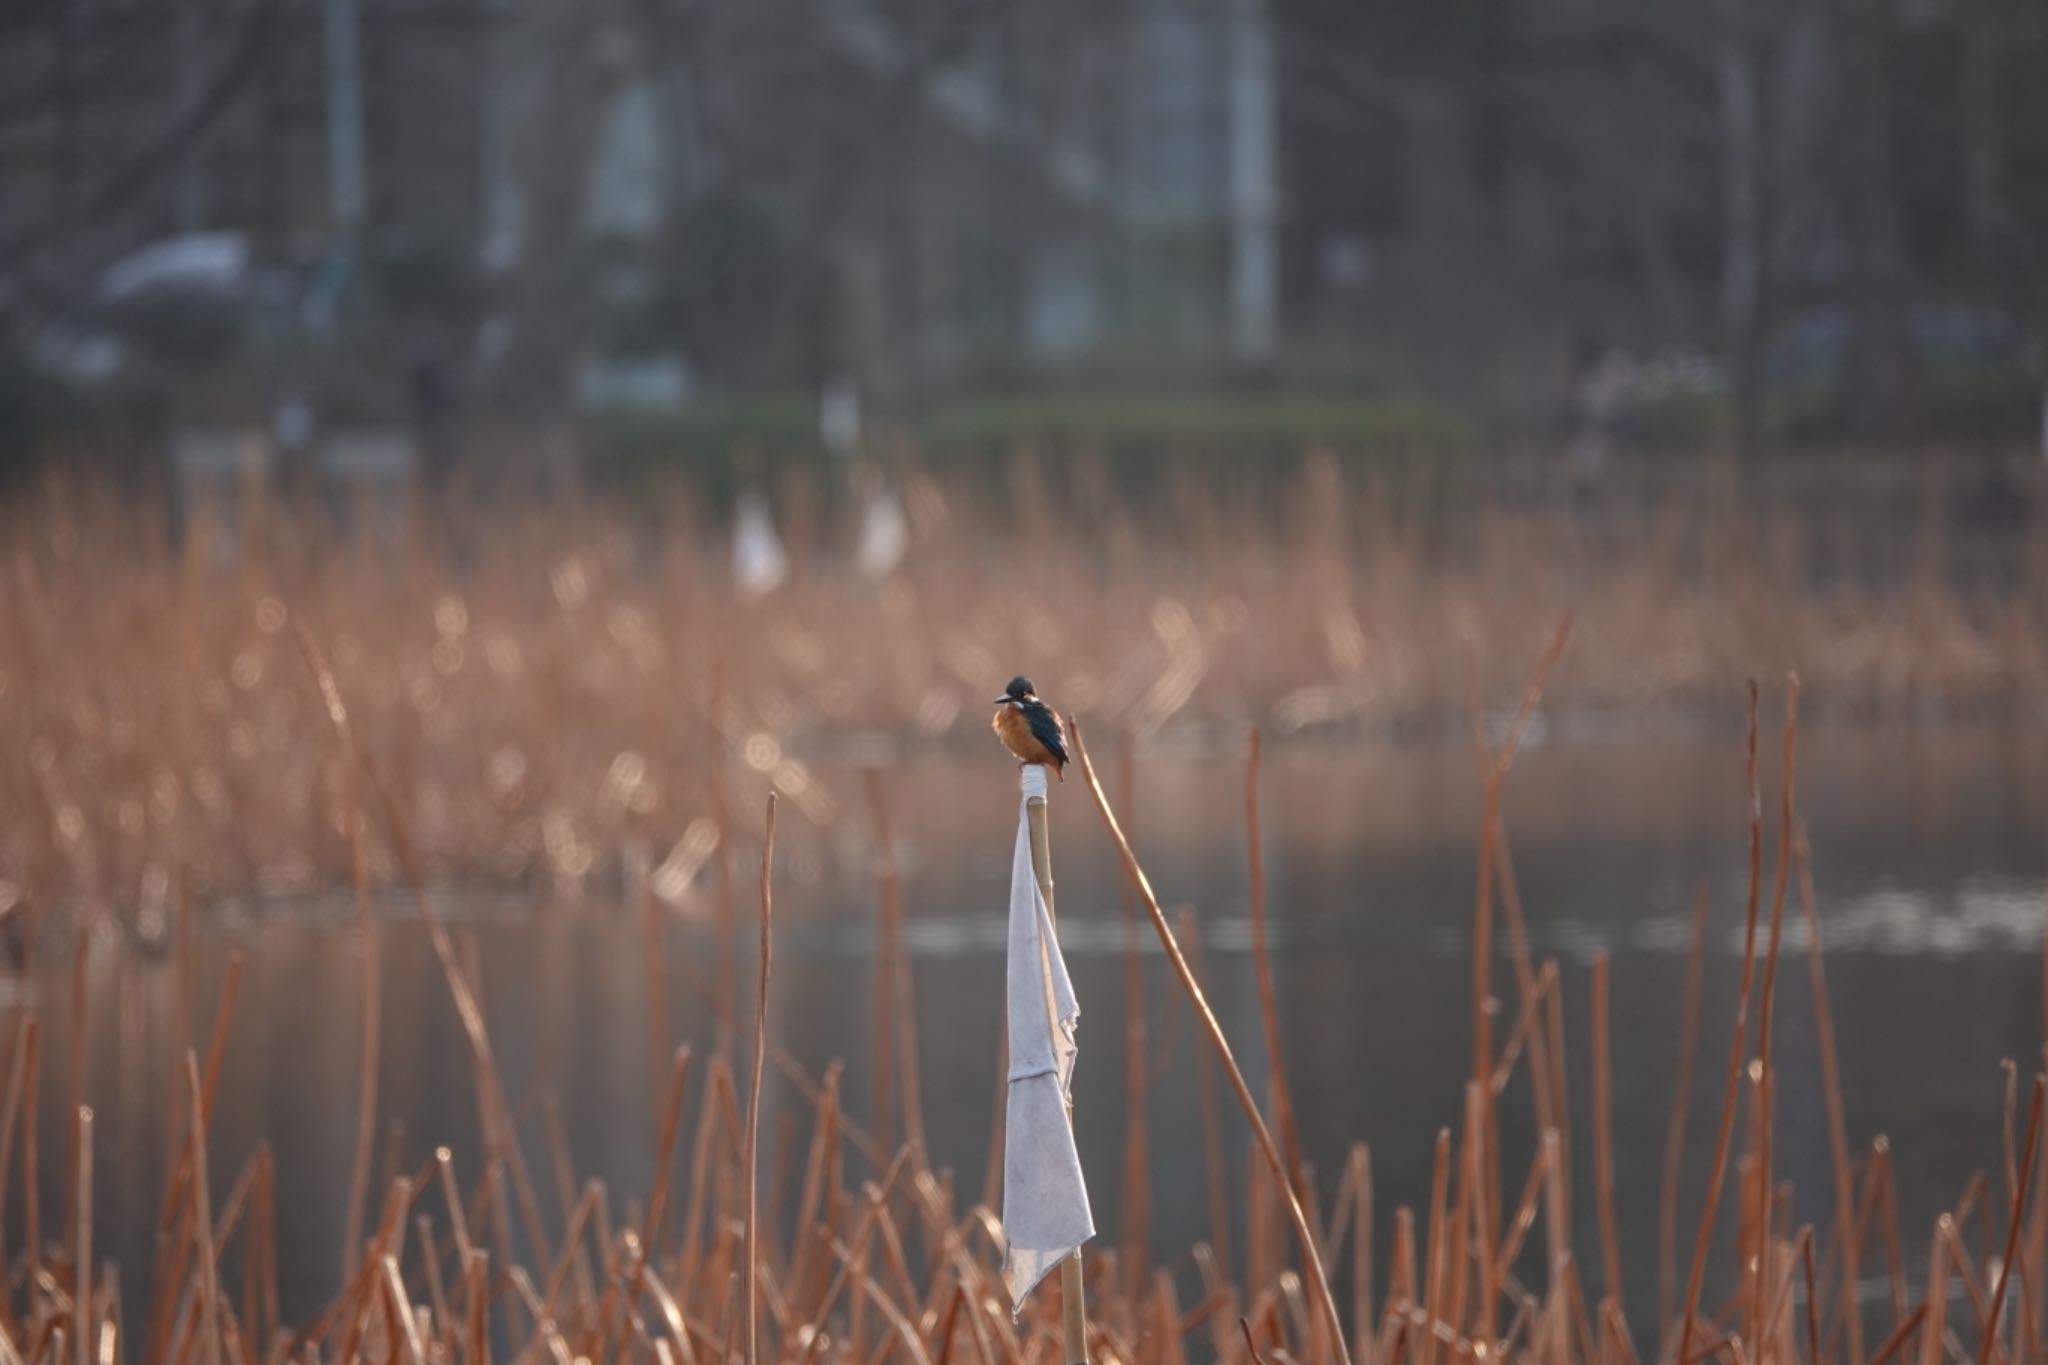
991, 675, 1069, 781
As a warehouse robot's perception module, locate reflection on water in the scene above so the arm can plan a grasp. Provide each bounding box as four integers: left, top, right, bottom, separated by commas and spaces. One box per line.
18, 724, 2048, 1333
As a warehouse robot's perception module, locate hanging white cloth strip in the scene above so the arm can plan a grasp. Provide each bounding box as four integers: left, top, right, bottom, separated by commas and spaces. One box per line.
1000, 764, 1094, 1312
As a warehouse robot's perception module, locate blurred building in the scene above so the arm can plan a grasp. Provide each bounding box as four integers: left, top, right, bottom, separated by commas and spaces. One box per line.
3, 0, 2044, 444
0, 0, 1280, 395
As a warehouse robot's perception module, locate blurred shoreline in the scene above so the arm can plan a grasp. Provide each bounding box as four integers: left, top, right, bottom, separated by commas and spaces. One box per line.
7, 452, 2047, 912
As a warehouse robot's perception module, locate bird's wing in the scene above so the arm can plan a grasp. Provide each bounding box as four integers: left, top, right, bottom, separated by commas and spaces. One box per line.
1024, 702, 1068, 766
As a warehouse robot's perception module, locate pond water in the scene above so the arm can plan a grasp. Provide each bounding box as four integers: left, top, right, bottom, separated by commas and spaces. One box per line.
20, 722, 2048, 1336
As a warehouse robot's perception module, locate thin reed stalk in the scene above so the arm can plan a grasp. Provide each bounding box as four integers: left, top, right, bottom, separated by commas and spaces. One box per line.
1116, 732, 1151, 1301
1749, 675, 1801, 1353
745, 793, 777, 1365
1246, 728, 1306, 1207
63, 919, 89, 1268
1591, 953, 1623, 1320
1794, 826, 1862, 1365
1982, 1077, 2045, 1365
644, 875, 672, 1146
1659, 883, 1711, 1341
1467, 613, 1573, 1352
187, 1051, 222, 1365
1073, 719, 1353, 1365
866, 772, 926, 1163
1181, 907, 1234, 1287
73, 1105, 89, 1365
1677, 681, 1768, 1365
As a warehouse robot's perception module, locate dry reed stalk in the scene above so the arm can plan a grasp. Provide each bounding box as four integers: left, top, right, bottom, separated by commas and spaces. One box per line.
186, 1052, 222, 1365
667, 957, 888, 1170
0, 1016, 30, 1339
62, 920, 89, 1270
1600, 1298, 1638, 1365
417, 1217, 450, 1338
1677, 682, 1768, 1365
1792, 827, 1862, 1365
1487, 821, 1559, 1223
1982, 1077, 2045, 1365
169, 879, 191, 1198
291, 621, 384, 1281
1659, 883, 1711, 1342
1352, 1144, 1375, 1365
1193, 1244, 1238, 1360
831, 1237, 934, 1365
1495, 1140, 1553, 1282
867, 1184, 928, 1332
256, 1146, 279, 1355
1250, 1141, 1277, 1306
1490, 965, 1554, 1097
1804, 1224, 1826, 1365
1757, 1228, 1807, 1359
1151, 1271, 1187, 1365
1179, 907, 1234, 1287
203, 1147, 265, 1274
314, 648, 555, 1279
1116, 732, 1151, 1303
1590, 952, 1623, 1321
382, 1256, 428, 1365
1245, 728, 1306, 1211
934, 1283, 968, 1365
1421, 1129, 1451, 1365
1466, 613, 1573, 1354
435, 1148, 475, 1269
1749, 675, 1801, 1354
1943, 1210, 1996, 1361
541, 1095, 597, 1304
72, 1105, 88, 1365
1540, 1128, 1569, 1363
538, 1179, 605, 1328
865, 772, 926, 1165
789, 1064, 843, 1319
867, 784, 899, 1160
712, 750, 737, 1058
679, 1056, 734, 1298
1868, 1304, 1930, 1365
981, 1025, 1007, 1220
1072, 719, 1353, 1365
2032, 881, 2048, 1360
1446, 1085, 1482, 1352
1541, 960, 1572, 1227
745, 793, 777, 1365
1867, 1140, 1909, 1329
640, 1045, 693, 1288
146, 952, 245, 1365
1920, 1220, 1954, 1365
643, 874, 671, 1146
764, 1109, 799, 1274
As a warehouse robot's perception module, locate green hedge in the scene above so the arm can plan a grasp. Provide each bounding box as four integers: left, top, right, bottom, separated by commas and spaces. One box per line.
587, 392, 1476, 511
917, 394, 1472, 456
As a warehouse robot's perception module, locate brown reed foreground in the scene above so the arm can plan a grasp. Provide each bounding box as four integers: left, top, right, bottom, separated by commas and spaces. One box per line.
7, 456, 2048, 913
0, 616, 2043, 1365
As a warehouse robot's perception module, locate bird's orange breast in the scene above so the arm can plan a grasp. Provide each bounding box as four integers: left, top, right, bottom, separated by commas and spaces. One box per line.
993, 705, 1055, 765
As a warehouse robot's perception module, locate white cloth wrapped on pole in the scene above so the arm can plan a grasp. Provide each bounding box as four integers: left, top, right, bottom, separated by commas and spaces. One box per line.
1001, 764, 1094, 1311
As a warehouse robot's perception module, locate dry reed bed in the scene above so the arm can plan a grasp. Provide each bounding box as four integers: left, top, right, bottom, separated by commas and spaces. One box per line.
0, 621, 2041, 1365
5, 461, 2047, 918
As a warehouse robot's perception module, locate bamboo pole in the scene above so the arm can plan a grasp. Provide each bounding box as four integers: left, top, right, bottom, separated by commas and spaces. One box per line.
1025, 781, 1089, 1365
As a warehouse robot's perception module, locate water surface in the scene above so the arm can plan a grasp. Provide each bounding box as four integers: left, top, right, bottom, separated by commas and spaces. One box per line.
25, 724, 2048, 1331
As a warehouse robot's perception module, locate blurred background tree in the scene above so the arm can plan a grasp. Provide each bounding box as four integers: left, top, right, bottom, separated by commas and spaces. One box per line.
0, 0, 2044, 478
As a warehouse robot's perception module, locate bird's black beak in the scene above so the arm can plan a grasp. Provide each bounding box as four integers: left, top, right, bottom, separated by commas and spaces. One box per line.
992, 695, 1012, 704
